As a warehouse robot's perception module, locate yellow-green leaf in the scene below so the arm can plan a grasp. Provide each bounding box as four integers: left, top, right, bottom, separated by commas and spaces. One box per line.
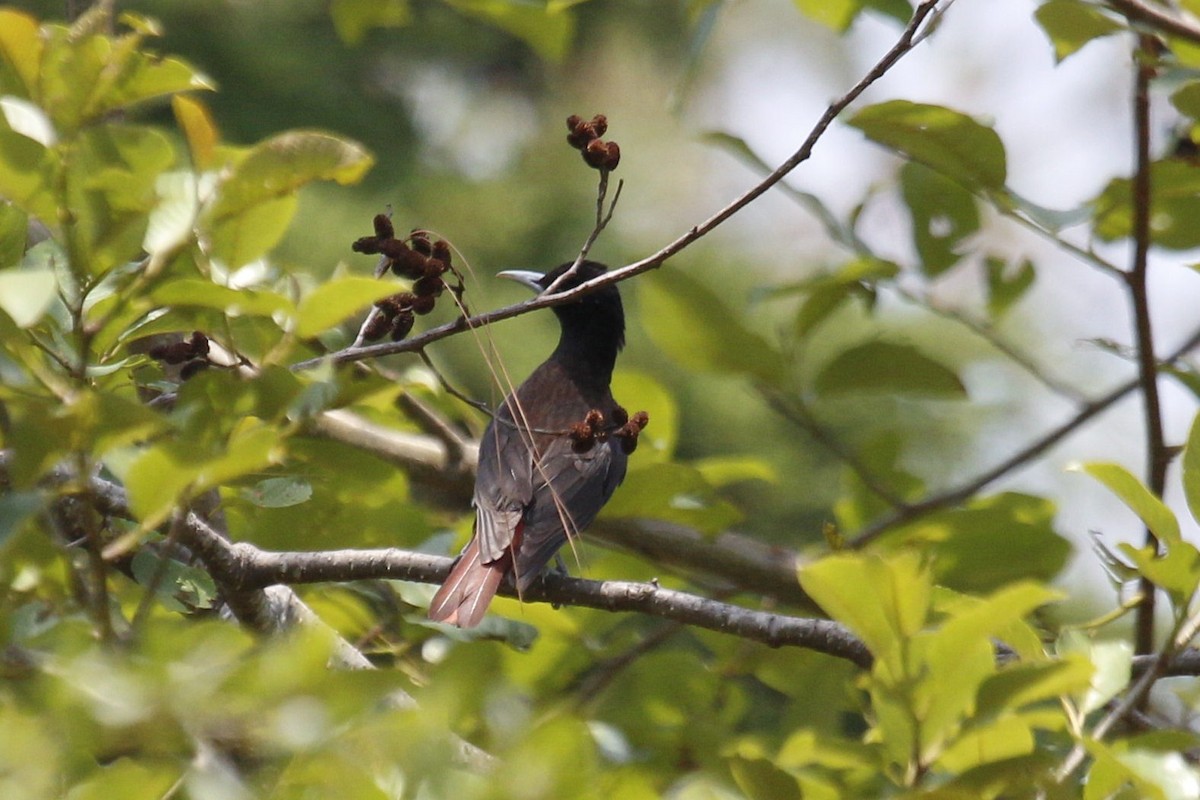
814, 340, 966, 398
293, 276, 402, 339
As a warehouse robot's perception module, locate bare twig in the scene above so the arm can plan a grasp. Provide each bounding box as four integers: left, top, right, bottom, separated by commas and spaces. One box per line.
1128, 35, 1165, 659
293, 0, 947, 373
545, 172, 625, 295
849, 321, 1200, 548
1106, 0, 1200, 44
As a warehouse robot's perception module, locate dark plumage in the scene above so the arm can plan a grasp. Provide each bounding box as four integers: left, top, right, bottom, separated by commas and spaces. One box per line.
429, 260, 627, 628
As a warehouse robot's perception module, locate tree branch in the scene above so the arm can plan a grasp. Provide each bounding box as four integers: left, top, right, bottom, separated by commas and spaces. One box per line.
1106, 0, 1200, 44
291, 0, 947, 373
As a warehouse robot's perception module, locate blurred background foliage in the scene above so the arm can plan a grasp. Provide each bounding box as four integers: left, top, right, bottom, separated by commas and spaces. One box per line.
6, 0, 1200, 797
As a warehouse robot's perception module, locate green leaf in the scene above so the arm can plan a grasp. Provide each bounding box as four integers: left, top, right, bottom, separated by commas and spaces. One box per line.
1093, 160, 1200, 250
901, 161, 980, 277
798, 551, 931, 663
66, 124, 176, 276
985, 256, 1036, 318
0, 128, 57, 222
976, 657, 1096, 718
172, 94, 218, 170
791, 0, 861, 31
1057, 631, 1132, 716
0, 490, 43, 551
639, 269, 785, 384
330, 0, 411, 44
0, 9, 43, 97
728, 755, 802, 800
1076, 462, 1180, 545
1171, 80, 1200, 121
242, 477, 313, 508
123, 423, 283, 526
1117, 538, 1200, 605
293, 276, 402, 339
1182, 411, 1200, 526
445, 0, 574, 62
0, 266, 56, 327
1034, 0, 1124, 62
151, 278, 293, 319
814, 340, 966, 398
0, 202, 26, 269
848, 100, 1007, 191
894, 493, 1071, 592
205, 131, 372, 267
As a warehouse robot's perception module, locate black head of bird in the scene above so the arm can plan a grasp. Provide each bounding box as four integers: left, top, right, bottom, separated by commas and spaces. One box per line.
428, 260, 630, 628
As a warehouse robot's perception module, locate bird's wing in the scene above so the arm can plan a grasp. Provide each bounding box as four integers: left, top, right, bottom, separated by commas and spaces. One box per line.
513, 436, 628, 590
472, 411, 534, 563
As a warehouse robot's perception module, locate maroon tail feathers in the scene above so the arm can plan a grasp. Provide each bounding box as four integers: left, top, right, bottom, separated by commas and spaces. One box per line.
428, 537, 510, 628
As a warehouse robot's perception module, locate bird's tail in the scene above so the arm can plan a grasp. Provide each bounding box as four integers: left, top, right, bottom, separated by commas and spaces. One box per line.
428, 537, 509, 628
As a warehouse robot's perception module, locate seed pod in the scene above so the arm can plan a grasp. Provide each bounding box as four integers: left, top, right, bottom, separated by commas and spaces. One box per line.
413, 275, 445, 298
352, 236, 382, 255
373, 213, 395, 240
583, 138, 609, 168
589, 114, 608, 137
390, 310, 415, 341
380, 238, 410, 260
391, 249, 430, 279
180, 359, 210, 380
569, 421, 596, 453
189, 331, 210, 357
411, 294, 436, 315
603, 141, 621, 171
363, 311, 392, 341
409, 230, 433, 256
431, 239, 452, 266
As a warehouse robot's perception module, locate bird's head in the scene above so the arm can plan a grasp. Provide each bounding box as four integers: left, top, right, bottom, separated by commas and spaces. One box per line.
498, 260, 625, 357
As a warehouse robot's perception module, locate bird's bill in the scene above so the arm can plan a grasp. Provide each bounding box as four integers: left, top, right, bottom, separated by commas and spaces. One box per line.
496, 270, 545, 294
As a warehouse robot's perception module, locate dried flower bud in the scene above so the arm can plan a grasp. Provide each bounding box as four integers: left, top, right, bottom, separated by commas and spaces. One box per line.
413, 275, 445, 297
566, 114, 583, 132
363, 312, 391, 341
148, 340, 194, 365
352, 236, 382, 255
180, 359, 210, 380
569, 421, 596, 453
189, 331, 210, 357
410, 230, 433, 256
373, 213, 395, 240
615, 410, 649, 454
583, 138, 609, 168
431, 239, 452, 265
423, 258, 448, 278
390, 310, 415, 341
380, 238, 410, 260
590, 114, 608, 137
584, 409, 605, 431
603, 141, 621, 171
411, 294, 436, 315
391, 249, 429, 280
629, 411, 649, 431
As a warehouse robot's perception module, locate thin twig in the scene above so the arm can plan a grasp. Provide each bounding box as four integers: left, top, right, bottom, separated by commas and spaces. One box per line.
849, 321, 1200, 548
416, 349, 491, 415
293, 0, 946, 373
1106, 0, 1200, 44
546, 172, 625, 295
1128, 34, 1165, 658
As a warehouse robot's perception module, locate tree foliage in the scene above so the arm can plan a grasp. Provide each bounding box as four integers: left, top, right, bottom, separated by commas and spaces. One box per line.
4, 1, 1200, 798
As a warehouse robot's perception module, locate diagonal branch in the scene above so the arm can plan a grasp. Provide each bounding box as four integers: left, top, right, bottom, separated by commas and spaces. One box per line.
292, 0, 947, 373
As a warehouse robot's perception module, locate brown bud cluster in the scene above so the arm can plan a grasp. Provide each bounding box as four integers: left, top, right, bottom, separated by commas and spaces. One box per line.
567, 407, 648, 454
353, 213, 470, 342
614, 410, 649, 454
148, 331, 212, 380
566, 114, 620, 171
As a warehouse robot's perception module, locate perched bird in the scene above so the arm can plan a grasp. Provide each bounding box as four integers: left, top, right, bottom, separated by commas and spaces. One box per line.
429, 260, 628, 628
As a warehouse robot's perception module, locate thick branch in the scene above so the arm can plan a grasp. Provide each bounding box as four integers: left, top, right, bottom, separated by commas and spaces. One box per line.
1106, 0, 1200, 44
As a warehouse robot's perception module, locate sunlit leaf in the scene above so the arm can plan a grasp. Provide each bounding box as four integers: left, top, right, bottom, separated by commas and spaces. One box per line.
0, 266, 55, 327
1182, 411, 1200, 526
445, 0, 574, 61
152, 278, 293, 319
849, 100, 1007, 191
0, 9, 42, 97
242, 476, 313, 508
814, 340, 967, 398
799, 551, 931, 662
330, 0, 411, 44
1034, 0, 1124, 62
1057, 631, 1132, 716
0, 128, 57, 222
293, 276, 402, 338
0, 203, 26, 269
1075, 462, 1180, 545
172, 94, 218, 170
692, 456, 776, 487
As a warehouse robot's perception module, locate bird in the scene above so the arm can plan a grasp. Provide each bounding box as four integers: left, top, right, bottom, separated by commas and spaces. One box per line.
429, 260, 629, 628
